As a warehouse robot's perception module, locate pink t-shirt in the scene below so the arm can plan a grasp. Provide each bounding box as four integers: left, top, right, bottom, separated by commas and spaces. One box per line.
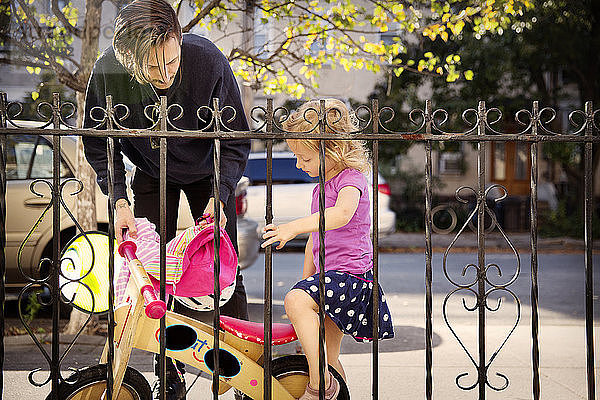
311, 168, 373, 274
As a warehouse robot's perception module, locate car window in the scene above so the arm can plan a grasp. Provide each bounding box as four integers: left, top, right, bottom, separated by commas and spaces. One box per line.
6, 135, 72, 180
244, 157, 317, 184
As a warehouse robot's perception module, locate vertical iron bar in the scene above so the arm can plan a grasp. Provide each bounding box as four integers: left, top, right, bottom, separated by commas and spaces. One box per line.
211, 97, 222, 400
583, 101, 596, 400
423, 100, 434, 400
158, 96, 168, 400
530, 101, 541, 400
263, 98, 274, 400
317, 99, 326, 400
371, 99, 380, 400
476, 100, 487, 400
50, 93, 61, 400
105, 95, 116, 400
0, 92, 7, 399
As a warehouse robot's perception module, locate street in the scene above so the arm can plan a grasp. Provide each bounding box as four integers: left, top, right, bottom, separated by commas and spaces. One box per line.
244, 251, 600, 322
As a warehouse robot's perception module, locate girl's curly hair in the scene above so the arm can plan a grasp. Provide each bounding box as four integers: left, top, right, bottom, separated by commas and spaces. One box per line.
282, 98, 371, 174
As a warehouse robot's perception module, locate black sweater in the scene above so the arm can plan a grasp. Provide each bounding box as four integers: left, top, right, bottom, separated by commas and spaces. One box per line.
82, 34, 250, 204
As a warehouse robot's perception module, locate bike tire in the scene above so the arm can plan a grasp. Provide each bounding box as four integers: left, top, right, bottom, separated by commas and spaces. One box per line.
240, 354, 350, 399
45, 363, 151, 400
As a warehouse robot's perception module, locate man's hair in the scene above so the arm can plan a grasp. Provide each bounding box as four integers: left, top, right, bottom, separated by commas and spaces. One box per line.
113, 0, 182, 85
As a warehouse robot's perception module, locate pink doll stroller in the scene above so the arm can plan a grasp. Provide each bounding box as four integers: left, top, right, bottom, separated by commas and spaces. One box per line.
114, 215, 238, 311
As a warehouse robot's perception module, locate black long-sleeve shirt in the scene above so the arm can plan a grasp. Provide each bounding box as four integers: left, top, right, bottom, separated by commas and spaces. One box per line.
82, 34, 250, 204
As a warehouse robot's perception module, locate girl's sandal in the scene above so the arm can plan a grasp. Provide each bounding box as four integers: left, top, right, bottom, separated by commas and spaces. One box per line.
299, 372, 340, 400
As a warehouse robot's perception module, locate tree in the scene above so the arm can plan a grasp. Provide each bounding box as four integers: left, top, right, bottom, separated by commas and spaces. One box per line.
1, 0, 104, 333
2, 0, 535, 99
370, 0, 599, 233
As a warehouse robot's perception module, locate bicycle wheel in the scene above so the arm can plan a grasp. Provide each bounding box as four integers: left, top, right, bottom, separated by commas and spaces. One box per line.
46, 364, 151, 400
240, 354, 350, 399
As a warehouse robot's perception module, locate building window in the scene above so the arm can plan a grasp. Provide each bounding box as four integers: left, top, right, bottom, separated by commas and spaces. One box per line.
439, 151, 464, 175
514, 142, 528, 180
493, 142, 506, 181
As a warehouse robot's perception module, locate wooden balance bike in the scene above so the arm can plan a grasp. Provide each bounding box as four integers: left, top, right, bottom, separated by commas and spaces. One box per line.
53, 240, 349, 399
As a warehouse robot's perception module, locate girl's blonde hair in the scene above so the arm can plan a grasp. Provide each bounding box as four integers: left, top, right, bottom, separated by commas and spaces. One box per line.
282, 98, 371, 174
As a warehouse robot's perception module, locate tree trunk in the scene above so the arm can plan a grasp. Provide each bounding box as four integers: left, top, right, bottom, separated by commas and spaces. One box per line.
63, 0, 103, 335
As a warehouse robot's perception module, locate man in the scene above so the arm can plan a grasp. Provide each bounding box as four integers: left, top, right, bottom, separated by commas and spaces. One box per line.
82, 0, 250, 398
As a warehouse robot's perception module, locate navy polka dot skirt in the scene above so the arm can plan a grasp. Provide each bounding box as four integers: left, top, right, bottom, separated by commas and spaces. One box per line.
292, 270, 394, 343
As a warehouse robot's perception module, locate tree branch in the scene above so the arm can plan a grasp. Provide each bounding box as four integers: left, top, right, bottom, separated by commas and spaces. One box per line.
0, 57, 49, 69
51, 0, 83, 38
181, 0, 222, 33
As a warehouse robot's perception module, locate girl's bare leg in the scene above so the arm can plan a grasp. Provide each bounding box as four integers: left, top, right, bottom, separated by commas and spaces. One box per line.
324, 316, 346, 382
284, 289, 331, 388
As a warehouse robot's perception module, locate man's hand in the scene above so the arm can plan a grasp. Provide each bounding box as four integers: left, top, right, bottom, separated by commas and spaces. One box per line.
261, 223, 298, 250
115, 198, 137, 244
199, 197, 227, 228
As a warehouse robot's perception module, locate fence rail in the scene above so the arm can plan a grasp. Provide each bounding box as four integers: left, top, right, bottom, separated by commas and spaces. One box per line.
0, 93, 597, 400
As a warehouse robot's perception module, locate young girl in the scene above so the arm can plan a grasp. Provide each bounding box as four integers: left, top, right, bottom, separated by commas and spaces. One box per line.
261, 99, 394, 400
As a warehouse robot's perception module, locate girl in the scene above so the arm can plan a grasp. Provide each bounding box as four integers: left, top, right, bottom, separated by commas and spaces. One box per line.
261, 99, 394, 400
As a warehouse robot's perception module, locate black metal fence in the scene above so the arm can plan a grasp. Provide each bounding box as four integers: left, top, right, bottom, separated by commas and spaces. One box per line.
0, 93, 597, 400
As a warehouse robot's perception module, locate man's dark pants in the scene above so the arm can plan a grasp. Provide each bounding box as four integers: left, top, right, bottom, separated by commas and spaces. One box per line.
130, 169, 249, 376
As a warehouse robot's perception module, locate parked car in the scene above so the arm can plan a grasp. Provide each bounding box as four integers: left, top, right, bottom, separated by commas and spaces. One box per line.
4, 123, 258, 299
243, 151, 396, 241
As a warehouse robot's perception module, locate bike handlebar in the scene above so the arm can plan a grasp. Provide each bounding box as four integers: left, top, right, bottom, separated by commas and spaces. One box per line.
118, 241, 167, 319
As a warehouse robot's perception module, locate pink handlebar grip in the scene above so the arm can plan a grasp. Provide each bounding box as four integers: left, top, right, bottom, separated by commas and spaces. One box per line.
118, 241, 137, 261
119, 241, 167, 319
141, 285, 167, 319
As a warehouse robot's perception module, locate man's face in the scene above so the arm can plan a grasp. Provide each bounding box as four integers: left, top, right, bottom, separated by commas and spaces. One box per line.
146, 36, 181, 90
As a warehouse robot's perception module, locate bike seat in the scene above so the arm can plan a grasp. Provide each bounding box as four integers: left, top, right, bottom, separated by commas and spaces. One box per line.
219, 315, 298, 345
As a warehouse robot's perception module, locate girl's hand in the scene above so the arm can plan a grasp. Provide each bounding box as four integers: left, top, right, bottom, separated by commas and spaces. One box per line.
261, 223, 297, 250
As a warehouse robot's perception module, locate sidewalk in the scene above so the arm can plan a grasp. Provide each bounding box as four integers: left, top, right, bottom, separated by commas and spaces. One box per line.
378, 231, 600, 253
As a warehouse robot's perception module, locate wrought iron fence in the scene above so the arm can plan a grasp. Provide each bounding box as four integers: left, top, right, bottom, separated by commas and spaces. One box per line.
0, 92, 597, 400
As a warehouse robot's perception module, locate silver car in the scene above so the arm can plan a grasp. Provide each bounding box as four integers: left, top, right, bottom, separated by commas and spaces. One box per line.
4, 125, 258, 299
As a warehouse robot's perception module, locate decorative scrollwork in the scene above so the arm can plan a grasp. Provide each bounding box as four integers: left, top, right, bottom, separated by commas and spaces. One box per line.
536, 107, 563, 135
377, 106, 426, 134
430, 107, 479, 135
567, 109, 588, 136
249, 105, 267, 132
443, 286, 520, 393
441, 182, 521, 394
593, 109, 600, 132
376, 106, 396, 134
273, 105, 319, 134
196, 105, 216, 131
110, 103, 137, 131
16, 175, 101, 388
483, 108, 505, 135
322, 103, 371, 134
57, 101, 78, 129
515, 108, 534, 131
272, 106, 291, 131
